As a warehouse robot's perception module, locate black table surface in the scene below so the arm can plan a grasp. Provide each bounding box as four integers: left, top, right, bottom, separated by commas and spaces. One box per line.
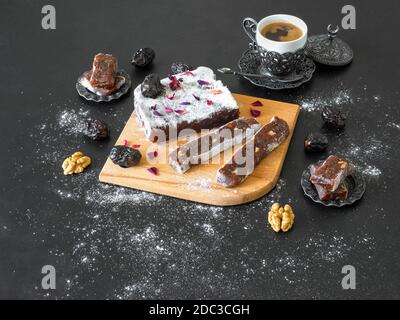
1, 0, 399, 299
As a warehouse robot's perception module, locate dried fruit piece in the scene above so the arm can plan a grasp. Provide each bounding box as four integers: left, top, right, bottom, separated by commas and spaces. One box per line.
304, 132, 328, 152
171, 62, 193, 74
141, 73, 163, 98
131, 48, 155, 67
321, 106, 346, 130
268, 203, 295, 233
62, 151, 91, 175
109, 145, 142, 168
83, 119, 109, 141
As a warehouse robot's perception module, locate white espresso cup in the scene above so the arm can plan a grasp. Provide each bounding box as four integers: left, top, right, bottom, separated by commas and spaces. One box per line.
243, 14, 308, 75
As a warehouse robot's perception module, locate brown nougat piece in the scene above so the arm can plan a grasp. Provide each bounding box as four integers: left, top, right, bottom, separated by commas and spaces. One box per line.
310, 164, 349, 201
309, 155, 352, 192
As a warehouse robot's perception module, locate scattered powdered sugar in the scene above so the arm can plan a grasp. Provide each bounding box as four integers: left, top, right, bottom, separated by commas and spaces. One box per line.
57, 108, 88, 135
362, 165, 382, 177
299, 88, 353, 112
388, 122, 400, 130
185, 177, 213, 192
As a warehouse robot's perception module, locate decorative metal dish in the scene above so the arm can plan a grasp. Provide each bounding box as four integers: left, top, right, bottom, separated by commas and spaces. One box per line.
238, 45, 316, 90
76, 69, 131, 102
300, 161, 366, 207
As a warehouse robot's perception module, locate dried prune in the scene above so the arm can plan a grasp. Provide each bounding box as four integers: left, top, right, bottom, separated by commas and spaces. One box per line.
304, 132, 328, 152
321, 106, 346, 130
109, 145, 142, 168
131, 48, 155, 67
171, 62, 193, 74
141, 73, 163, 98
83, 119, 109, 141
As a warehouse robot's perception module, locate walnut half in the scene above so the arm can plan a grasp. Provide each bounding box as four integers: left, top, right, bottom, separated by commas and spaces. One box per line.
268, 203, 295, 232
62, 151, 91, 175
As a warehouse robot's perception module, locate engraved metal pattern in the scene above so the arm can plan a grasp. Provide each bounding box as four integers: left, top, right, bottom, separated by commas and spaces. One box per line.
300, 161, 366, 207
76, 69, 131, 102
306, 25, 354, 66
238, 46, 315, 90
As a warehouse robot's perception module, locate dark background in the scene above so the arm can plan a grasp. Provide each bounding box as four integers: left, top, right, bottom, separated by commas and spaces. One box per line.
0, 0, 399, 299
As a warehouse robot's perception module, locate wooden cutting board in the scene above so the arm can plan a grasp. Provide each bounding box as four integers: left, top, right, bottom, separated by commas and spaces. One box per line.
99, 93, 299, 206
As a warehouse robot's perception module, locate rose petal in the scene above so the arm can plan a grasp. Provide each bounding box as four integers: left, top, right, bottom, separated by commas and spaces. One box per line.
206, 99, 213, 106
147, 167, 158, 175
209, 89, 223, 95
165, 107, 174, 113
183, 71, 194, 76
148, 150, 158, 159
166, 93, 175, 100
169, 76, 182, 91
193, 94, 200, 101
123, 139, 128, 146
153, 110, 164, 116
251, 100, 263, 107
175, 109, 187, 115
197, 80, 210, 86
250, 109, 261, 117
132, 144, 141, 149
180, 101, 191, 105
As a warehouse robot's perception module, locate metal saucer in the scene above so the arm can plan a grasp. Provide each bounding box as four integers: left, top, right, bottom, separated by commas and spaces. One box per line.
238, 46, 316, 90
300, 161, 366, 207
76, 69, 131, 102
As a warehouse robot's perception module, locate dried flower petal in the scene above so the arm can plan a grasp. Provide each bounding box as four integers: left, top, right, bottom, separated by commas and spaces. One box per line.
193, 94, 200, 101
166, 93, 175, 100
123, 139, 128, 146
132, 144, 141, 149
169, 75, 182, 91
175, 109, 187, 115
180, 101, 191, 105
206, 99, 213, 106
165, 107, 173, 113
147, 167, 158, 175
250, 109, 261, 117
153, 110, 164, 116
148, 150, 158, 159
197, 80, 210, 86
251, 100, 263, 107
183, 71, 194, 76
209, 89, 223, 95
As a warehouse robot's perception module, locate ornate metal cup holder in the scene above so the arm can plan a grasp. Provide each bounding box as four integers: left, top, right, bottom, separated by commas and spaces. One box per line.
238, 43, 316, 90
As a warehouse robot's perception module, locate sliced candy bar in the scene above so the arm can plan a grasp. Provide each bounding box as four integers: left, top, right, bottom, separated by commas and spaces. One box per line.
216, 116, 290, 188
310, 164, 349, 201
309, 155, 352, 192
169, 118, 261, 173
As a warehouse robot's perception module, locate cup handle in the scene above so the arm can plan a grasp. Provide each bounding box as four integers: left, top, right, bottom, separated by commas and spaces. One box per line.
242, 17, 258, 43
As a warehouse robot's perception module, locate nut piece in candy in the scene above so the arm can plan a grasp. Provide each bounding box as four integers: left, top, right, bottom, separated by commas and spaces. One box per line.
141, 73, 164, 98
109, 145, 142, 168
83, 118, 109, 141
321, 106, 346, 130
268, 203, 295, 232
62, 151, 91, 175
304, 132, 328, 152
171, 62, 193, 74
131, 48, 155, 67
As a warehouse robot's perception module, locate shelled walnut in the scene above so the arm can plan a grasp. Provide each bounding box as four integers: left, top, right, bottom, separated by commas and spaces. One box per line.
268, 203, 295, 232
62, 151, 91, 175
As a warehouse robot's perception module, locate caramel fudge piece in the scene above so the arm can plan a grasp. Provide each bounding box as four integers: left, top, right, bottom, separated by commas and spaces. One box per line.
309, 155, 352, 192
